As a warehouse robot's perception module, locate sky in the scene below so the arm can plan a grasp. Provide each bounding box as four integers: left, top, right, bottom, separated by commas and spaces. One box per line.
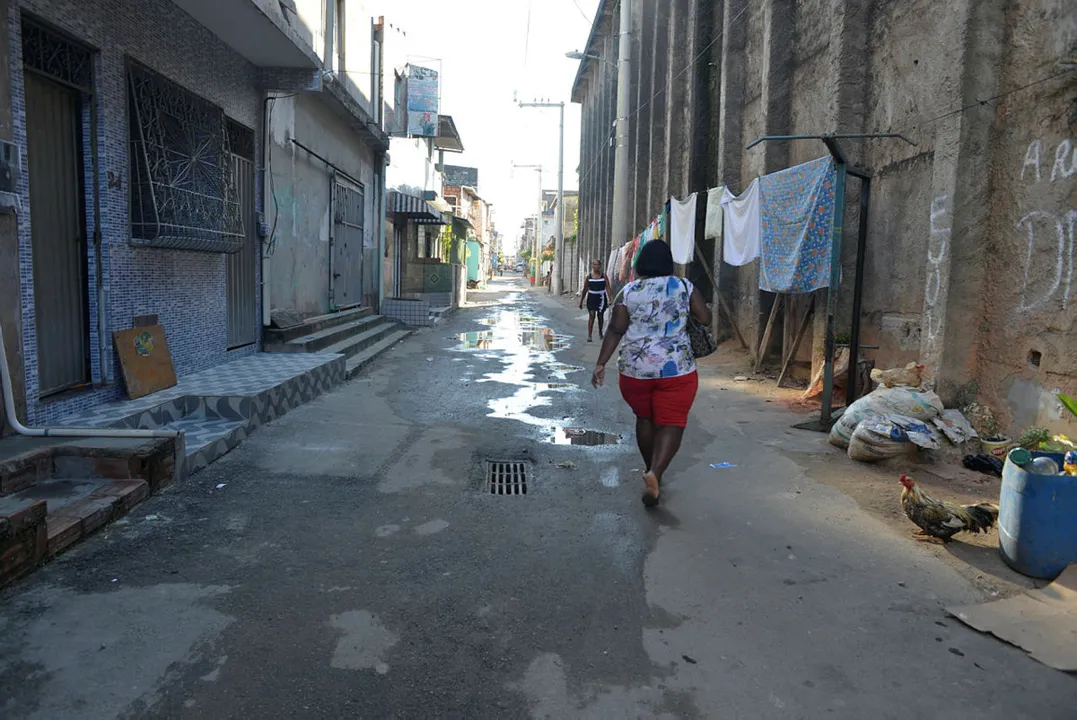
373, 0, 601, 251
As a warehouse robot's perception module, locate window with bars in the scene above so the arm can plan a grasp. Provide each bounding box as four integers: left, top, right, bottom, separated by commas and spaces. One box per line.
127, 60, 243, 253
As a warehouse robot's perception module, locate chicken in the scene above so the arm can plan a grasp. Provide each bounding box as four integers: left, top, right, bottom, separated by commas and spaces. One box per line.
871, 362, 925, 388
898, 474, 999, 542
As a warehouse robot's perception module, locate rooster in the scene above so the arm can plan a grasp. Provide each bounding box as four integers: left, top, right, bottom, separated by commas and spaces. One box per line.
898, 474, 999, 542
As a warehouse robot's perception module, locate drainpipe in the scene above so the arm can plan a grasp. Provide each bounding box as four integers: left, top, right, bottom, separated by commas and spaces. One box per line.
328, 169, 337, 310
377, 154, 387, 312
0, 318, 179, 439
262, 94, 275, 328
89, 94, 108, 384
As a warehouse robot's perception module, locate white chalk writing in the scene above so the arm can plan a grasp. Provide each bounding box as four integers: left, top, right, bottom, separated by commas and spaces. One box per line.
1022, 138, 1076, 184
1018, 209, 1076, 312
1022, 140, 1042, 183
922, 194, 951, 349
1051, 139, 1076, 182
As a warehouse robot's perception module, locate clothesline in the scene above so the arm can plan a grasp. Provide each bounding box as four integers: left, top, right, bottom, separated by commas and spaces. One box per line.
601, 154, 837, 298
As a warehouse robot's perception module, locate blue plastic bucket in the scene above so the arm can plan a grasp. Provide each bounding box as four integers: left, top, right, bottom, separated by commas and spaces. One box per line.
999, 452, 1077, 580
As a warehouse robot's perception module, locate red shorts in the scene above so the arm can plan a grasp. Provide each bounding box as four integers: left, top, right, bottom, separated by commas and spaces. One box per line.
618, 371, 699, 427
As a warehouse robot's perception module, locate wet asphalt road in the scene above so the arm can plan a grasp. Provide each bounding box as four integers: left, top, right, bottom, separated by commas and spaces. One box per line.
1, 277, 1074, 718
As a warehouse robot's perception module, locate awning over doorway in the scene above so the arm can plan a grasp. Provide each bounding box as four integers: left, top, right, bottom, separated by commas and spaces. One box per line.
388, 191, 444, 224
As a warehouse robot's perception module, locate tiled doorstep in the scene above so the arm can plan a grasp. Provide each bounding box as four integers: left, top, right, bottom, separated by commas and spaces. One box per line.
50, 353, 347, 474
58, 353, 345, 428
167, 417, 248, 475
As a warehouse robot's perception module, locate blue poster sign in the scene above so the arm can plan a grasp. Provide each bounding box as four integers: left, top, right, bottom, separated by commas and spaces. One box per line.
408, 65, 439, 137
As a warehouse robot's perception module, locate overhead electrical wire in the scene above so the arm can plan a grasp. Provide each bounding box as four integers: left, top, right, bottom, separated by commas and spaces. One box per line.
571, 0, 592, 24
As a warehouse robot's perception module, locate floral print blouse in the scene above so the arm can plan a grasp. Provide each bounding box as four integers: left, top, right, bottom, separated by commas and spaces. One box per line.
617, 276, 696, 379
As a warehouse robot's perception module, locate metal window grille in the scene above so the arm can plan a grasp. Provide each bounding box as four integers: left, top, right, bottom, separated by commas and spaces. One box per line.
21, 19, 94, 93
127, 60, 243, 253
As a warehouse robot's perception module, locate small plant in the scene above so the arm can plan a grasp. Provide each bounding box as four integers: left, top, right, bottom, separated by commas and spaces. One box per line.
1017, 425, 1050, 450
964, 402, 1004, 440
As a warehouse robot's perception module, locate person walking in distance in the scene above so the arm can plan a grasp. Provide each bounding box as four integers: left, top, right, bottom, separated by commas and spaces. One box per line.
579, 259, 613, 342
591, 240, 711, 506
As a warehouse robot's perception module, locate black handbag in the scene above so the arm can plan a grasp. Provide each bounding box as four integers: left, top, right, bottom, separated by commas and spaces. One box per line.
681, 279, 717, 358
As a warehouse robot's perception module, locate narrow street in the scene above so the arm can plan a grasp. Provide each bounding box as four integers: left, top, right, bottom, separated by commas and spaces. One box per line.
1, 276, 1072, 718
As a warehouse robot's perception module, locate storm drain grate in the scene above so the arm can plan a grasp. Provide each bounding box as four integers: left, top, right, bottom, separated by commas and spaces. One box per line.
485, 460, 530, 495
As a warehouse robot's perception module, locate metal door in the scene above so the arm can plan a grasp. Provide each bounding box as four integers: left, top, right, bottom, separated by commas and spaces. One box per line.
25, 72, 90, 396
226, 155, 257, 348
333, 180, 364, 307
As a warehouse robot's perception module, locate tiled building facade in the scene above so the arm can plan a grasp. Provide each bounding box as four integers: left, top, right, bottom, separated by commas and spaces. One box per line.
9, 0, 265, 425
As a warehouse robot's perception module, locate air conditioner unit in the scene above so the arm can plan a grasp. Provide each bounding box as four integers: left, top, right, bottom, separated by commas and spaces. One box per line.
0, 140, 19, 193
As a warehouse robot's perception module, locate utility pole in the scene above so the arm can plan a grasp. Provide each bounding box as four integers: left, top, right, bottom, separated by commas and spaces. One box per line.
512, 163, 543, 286
610, 0, 631, 258
518, 100, 565, 294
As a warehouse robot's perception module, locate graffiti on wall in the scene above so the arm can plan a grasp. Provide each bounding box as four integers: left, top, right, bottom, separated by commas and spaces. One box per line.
921, 193, 951, 356
1017, 138, 1075, 313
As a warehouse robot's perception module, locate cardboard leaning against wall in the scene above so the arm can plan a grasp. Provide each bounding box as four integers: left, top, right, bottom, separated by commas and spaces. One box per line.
113, 324, 177, 400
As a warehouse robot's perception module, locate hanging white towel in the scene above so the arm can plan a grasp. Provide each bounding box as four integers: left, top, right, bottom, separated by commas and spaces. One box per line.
721, 180, 761, 266
704, 186, 725, 240
669, 193, 698, 264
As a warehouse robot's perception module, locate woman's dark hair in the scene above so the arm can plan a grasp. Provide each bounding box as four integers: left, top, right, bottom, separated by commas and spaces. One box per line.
634, 239, 674, 278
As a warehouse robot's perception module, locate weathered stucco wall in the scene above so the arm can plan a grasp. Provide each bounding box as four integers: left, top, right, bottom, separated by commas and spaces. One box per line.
574, 0, 1076, 434
978, 0, 1076, 431
268, 93, 378, 320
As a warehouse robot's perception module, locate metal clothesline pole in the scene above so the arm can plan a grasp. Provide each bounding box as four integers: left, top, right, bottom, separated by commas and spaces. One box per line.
745, 132, 911, 430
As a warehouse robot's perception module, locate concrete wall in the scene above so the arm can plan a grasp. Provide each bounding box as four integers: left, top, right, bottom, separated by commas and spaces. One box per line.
9, 0, 263, 426
267, 92, 379, 319
572, 0, 1077, 434
977, 0, 1076, 431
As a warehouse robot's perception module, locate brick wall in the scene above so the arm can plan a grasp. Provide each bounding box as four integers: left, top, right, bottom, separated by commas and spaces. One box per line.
9, 0, 264, 425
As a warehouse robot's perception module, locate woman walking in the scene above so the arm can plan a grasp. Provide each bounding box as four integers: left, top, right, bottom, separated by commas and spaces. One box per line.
579, 260, 613, 342
591, 240, 711, 506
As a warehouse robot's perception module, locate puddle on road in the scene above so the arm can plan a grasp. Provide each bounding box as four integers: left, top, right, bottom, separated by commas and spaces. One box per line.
455, 328, 571, 352
547, 428, 621, 446
452, 307, 588, 435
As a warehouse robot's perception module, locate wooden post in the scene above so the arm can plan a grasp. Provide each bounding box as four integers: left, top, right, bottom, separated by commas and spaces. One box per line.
776, 296, 815, 387
755, 293, 784, 373
693, 243, 747, 349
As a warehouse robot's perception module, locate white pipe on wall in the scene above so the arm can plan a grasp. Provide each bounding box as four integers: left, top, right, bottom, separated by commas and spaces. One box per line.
0, 319, 180, 439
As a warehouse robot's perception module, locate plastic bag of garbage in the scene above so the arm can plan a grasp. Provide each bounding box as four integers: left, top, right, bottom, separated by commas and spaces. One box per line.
847, 414, 939, 462
829, 385, 945, 449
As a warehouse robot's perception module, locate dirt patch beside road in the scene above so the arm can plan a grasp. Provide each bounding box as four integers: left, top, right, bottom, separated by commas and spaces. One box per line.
694, 344, 1039, 599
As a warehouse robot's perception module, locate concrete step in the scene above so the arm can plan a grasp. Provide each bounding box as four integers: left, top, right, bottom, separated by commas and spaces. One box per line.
345, 329, 413, 379
165, 417, 249, 475
319, 320, 402, 360
264, 306, 373, 345
0, 476, 150, 579
265, 315, 390, 354
428, 306, 452, 326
